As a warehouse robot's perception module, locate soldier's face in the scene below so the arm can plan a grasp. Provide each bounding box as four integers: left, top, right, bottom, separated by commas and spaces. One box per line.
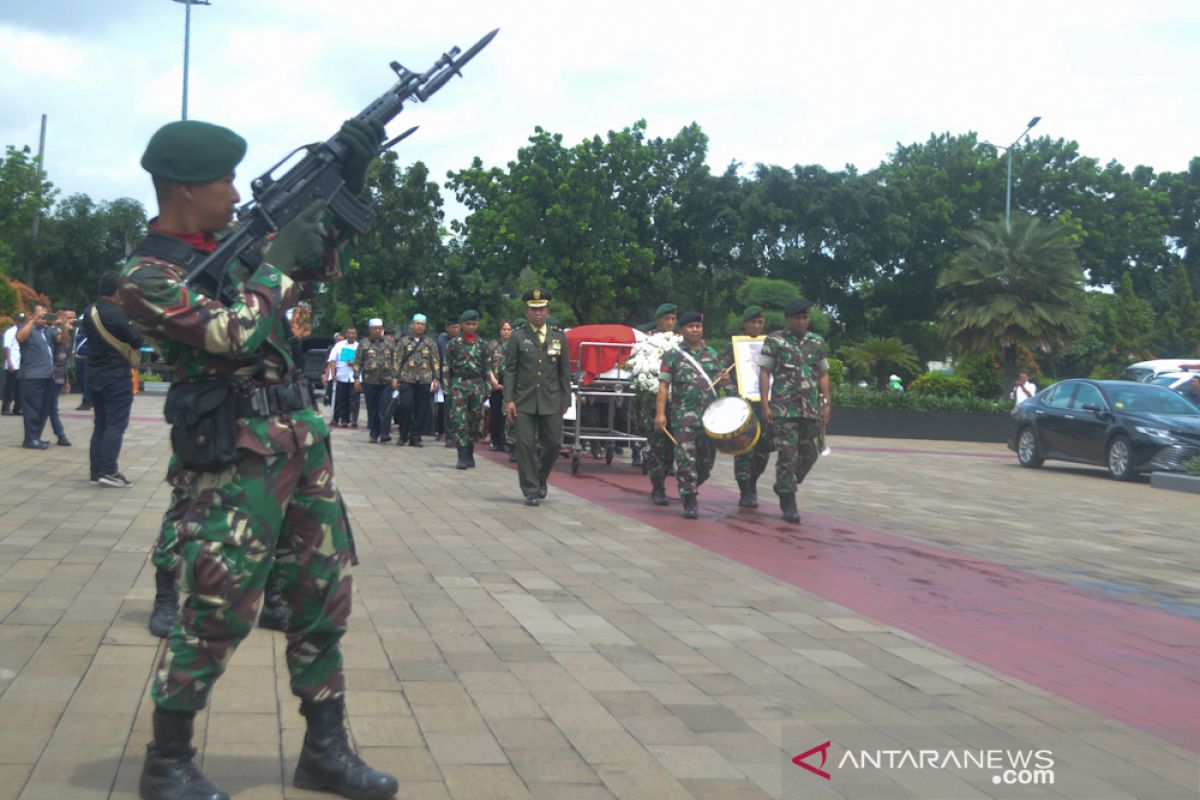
462, 320, 479, 336
787, 312, 810, 334
448, 324, 460, 336
369, 325, 383, 340
657, 314, 677, 332
499, 322, 513, 340
411, 321, 426, 337
189, 172, 240, 232
742, 317, 764, 337
680, 322, 704, 345
525, 306, 549, 327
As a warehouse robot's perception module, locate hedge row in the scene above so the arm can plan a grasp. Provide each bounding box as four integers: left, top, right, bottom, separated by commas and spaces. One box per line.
832, 387, 1011, 415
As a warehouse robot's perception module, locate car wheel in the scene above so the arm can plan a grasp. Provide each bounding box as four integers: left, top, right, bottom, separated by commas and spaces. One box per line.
1106, 434, 1135, 481
1016, 427, 1043, 468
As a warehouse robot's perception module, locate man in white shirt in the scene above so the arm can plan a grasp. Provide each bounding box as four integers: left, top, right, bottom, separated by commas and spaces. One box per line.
2, 317, 22, 415
1010, 371, 1038, 407
326, 327, 360, 427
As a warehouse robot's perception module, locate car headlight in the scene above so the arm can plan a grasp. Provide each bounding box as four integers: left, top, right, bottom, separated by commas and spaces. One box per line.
1133, 425, 1178, 443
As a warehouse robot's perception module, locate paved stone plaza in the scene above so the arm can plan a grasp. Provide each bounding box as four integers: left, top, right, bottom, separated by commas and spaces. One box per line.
0, 396, 1197, 799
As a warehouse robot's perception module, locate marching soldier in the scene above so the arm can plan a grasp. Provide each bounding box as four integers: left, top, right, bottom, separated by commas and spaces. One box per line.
486, 320, 514, 454
758, 297, 831, 524
654, 310, 726, 519
122, 119, 396, 800
354, 317, 398, 443
445, 310, 489, 469
393, 313, 441, 446
721, 305, 774, 508
504, 289, 572, 506
637, 303, 678, 488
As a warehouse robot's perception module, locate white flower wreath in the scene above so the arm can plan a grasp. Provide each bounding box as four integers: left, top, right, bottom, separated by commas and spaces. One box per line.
626, 331, 683, 395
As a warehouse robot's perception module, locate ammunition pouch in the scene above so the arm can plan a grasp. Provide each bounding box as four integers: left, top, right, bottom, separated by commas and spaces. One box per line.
164, 381, 239, 472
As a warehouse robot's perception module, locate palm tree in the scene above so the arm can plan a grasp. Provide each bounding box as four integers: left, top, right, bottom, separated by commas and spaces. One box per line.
938, 213, 1085, 387
843, 336, 922, 390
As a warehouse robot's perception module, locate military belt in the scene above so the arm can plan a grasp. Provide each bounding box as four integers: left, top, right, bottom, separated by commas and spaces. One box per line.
235, 380, 314, 418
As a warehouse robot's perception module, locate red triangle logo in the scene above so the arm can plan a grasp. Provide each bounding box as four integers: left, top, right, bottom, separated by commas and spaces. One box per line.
792, 740, 832, 780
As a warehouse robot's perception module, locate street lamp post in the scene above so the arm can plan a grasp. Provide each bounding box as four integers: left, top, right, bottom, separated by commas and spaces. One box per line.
1002, 116, 1041, 228
172, 0, 211, 120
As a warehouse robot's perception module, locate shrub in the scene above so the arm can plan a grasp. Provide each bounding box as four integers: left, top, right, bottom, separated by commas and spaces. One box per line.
832, 386, 1010, 414
826, 357, 845, 388
908, 372, 974, 398
1182, 456, 1200, 478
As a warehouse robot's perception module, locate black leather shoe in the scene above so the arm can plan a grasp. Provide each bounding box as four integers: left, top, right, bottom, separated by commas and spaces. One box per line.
149, 568, 180, 639
650, 478, 669, 506
409, 439, 422, 447
780, 493, 801, 524
140, 710, 229, 800
57, 437, 72, 447
537, 484, 547, 499
23, 440, 49, 450
682, 494, 699, 520
524, 494, 540, 507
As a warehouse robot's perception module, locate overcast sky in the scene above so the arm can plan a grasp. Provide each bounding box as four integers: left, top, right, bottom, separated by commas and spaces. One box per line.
2, 0, 1198, 223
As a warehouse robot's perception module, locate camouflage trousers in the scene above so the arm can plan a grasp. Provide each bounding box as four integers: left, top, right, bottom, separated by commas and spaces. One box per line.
673, 426, 715, 497
772, 417, 821, 495
448, 378, 487, 447
734, 402, 773, 483
633, 393, 673, 478
151, 439, 353, 713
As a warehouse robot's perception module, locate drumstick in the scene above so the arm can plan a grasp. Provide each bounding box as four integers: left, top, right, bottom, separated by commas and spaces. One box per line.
662, 428, 678, 445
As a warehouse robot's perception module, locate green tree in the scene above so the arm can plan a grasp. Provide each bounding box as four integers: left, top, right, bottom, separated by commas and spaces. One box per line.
0, 145, 57, 283
937, 213, 1085, 385
1152, 265, 1200, 356
841, 336, 922, 390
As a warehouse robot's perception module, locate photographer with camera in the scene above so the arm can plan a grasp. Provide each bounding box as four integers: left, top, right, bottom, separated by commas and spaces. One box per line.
15, 304, 71, 449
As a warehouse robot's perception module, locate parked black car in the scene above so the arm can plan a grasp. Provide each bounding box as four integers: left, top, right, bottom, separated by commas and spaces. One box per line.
1007, 379, 1200, 480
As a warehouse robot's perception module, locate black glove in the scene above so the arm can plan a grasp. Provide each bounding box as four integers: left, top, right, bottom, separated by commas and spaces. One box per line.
335, 119, 385, 195
265, 201, 326, 275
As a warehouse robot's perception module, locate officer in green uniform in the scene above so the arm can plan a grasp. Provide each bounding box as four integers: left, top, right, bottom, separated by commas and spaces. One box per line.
758, 297, 831, 524
504, 289, 572, 506
635, 303, 678, 481
393, 313, 441, 446
354, 317, 398, 443
655, 311, 727, 519
721, 305, 774, 508
122, 120, 397, 800
444, 309, 489, 469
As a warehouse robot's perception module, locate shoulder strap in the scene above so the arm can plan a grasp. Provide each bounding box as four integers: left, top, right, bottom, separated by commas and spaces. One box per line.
89, 307, 140, 367
131, 231, 205, 270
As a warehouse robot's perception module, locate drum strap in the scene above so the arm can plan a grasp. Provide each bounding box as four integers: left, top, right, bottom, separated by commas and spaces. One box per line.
673, 346, 718, 395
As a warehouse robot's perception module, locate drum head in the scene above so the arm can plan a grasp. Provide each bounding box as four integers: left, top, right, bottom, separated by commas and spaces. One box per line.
703, 396, 751, 435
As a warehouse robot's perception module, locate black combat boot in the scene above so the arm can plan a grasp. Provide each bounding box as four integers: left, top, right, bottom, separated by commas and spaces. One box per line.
294, 699, 399, 800
737, 479, 758, 509
779, 493, 801, 524
650, 478, 669, 506
258, 572, 288, 631
630, 447, 642, 468
455, 446, 469, 470
149, 568, 180, 639
682, 494, 699, 520
466, 442, 477, 468
139, 709, 228, 800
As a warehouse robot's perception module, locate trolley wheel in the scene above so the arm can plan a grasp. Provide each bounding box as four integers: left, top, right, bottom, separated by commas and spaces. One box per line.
571, 455, 580, 474
605, 445, 615, 465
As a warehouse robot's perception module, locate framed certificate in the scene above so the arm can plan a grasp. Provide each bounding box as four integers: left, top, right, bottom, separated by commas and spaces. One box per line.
731, 336, 771, 401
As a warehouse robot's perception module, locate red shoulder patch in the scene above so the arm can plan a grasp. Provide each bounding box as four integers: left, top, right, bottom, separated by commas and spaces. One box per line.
163, 287, 192, 316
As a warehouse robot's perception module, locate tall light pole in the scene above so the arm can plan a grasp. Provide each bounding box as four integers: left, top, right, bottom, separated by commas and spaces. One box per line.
1002, 116, 1040, 228
173, 0, 211, 120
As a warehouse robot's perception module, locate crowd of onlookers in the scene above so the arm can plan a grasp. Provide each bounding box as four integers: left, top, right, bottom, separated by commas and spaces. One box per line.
4, 271, 142, 486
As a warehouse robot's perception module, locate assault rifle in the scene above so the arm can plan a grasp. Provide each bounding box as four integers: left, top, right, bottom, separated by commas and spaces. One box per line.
183, 28, 498, 304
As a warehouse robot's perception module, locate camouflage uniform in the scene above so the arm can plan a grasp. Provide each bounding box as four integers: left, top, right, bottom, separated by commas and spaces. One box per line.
487, 338, 513, 448
721, 339, 774, 482
394, 332, 440, 443
444, 335, 489, 448
635, 393, 674, 477
659, 344, 722, 497
354, 337, 396, 441
120, 227, 354, 714
758, 329, 828, 495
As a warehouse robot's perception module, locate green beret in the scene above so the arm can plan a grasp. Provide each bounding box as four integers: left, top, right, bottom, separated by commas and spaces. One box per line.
141, 120, 247, 183
460, 310, 480, 322
522, 288, 551, 307
654, 303, 678, 319
785, 297, 813, 316
677, 310, 703, 326
740, 305, 765, 323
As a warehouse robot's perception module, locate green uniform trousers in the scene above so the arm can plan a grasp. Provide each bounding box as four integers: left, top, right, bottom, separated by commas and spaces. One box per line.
448, 378, 486, 448
674, 427, 715, 497
734, 402, 773, 483
151, 439, 353, 712
514, 411, 561, 496
772, 417, 821, 495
